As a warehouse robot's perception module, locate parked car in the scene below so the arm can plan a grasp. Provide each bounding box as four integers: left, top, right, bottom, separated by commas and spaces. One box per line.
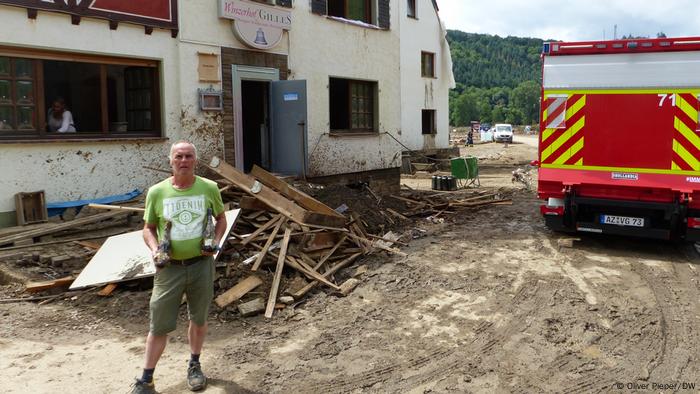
493, 123, 513, 143
479, 123, 491, 132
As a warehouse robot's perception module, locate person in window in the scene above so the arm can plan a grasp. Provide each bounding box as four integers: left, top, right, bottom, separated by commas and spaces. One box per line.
47, 97, 76, 133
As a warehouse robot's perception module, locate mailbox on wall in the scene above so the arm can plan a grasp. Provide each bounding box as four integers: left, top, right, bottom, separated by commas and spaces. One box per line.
198, 86, 223, 111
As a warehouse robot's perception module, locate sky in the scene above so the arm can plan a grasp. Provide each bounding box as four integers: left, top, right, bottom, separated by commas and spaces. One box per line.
437, 0, 700, 42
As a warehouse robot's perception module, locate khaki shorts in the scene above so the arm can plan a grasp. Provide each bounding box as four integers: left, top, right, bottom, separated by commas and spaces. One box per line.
149, 256, 214, 335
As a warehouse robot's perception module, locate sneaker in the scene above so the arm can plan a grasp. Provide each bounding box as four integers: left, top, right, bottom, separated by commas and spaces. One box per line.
187, 361, 207, 391
130, 378, 156, 394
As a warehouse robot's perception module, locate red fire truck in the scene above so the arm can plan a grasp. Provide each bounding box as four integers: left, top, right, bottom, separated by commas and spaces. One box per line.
536, 37, 700, 240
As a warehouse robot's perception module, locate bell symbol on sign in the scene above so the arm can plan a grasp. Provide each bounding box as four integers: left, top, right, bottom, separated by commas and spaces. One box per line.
254, 28, 268, 45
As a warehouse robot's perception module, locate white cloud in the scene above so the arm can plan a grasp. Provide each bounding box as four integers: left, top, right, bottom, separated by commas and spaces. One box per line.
437, 0, 700, 41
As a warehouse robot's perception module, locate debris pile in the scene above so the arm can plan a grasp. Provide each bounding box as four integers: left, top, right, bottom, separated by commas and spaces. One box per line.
206, 158, 406, 318
0, 157, 512, 318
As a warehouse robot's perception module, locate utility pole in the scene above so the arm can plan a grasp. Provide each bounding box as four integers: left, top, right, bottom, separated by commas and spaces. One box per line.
614, 24, 617, 40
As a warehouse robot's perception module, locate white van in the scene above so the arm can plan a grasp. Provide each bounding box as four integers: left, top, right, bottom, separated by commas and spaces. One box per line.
493, 123, 513, 143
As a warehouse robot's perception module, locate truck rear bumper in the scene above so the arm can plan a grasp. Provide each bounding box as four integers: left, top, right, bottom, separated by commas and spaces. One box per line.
542, 193, 684, 240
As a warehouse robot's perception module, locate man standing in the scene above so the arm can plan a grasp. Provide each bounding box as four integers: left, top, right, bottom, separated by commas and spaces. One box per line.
132, 141, 227, 393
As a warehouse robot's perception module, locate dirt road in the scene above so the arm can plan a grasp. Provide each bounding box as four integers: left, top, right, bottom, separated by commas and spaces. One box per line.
2, 137, 699, 393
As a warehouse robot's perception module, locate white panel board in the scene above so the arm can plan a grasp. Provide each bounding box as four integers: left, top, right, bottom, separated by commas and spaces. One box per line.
70, 209, 240, 290
544, 51, 700, 89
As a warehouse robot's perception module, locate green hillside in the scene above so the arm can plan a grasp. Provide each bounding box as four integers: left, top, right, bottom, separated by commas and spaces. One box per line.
447, 31, 544, 126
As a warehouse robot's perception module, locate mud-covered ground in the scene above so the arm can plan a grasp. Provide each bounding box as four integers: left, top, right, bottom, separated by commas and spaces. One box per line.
1, 135, 699, 393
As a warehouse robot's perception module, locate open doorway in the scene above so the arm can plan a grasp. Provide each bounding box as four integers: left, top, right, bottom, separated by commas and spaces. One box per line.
241, 80, 270, 172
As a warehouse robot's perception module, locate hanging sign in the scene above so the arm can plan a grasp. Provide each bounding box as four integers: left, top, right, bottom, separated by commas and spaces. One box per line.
218, 0, 291, 50
0, 0, 178, 32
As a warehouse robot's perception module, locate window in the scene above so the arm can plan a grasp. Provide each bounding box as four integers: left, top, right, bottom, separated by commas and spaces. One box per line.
329, 77, 377, 132
328, 0, 372, 24
544, 95, 567, 129
407, 0, 416, 18
421, 51, 435, 78
0, 47, 160, 141
422, 110, 436, 134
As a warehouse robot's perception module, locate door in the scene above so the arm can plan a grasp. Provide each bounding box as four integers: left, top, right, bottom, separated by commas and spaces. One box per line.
270, 80, 307, 177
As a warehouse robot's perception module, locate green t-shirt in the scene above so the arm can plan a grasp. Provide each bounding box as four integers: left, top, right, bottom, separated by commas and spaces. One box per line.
144, 176, 225, 260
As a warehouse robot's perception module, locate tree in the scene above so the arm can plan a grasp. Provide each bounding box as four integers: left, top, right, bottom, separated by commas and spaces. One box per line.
510, 80, 541, 124
451, 93, 479, 126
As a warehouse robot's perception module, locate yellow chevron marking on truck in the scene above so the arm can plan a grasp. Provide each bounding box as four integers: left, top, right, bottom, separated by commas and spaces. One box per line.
672, 161, 681, 170
675, 116, 700, 151
552, 137, 584, 165
672, 139, 700, 170
677, 94, 698, 122
541, 116, 585, 162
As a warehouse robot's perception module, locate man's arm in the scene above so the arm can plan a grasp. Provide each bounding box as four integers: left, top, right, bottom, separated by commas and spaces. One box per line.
143, 223, 160, 257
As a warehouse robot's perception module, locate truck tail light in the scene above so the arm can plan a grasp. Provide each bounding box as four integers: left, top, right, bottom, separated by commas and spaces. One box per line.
687, 217, 700, 228
540, 205, 564, 216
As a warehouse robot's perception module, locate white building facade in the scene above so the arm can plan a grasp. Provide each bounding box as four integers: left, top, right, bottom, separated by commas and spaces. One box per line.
0, 0, 452, 227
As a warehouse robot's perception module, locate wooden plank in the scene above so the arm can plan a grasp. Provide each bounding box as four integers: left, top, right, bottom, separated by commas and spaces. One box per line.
25, 276, 75, 293
365, 233, 409, 246
385, 208, 408, 220
293, 253, 362, 299
239, 196, 273, 211
238, 297, 266, 317
283, 255, 341, 291
251, 165, 343, 218
251, 218, 286, 271
241, 214, 281, 246
338, 278, 361, 296
0, 210, 128, 247
207, 158, 344, 227
97, 283, 118, 296
87, 203, 145, 212
207, 157, 309, 225
303, 231, 340, 252
74, 240, 103, 250
215, 275, 263, 308
346, 232, 407, 257
265, 227, 292, 318
314, 234, 347, 271
301, 211, 346, 228
389, 194, 427, 206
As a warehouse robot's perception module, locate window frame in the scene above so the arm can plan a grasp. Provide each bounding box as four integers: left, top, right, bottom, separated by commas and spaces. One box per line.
0, 46, 161, 142
422, 109, 436, 135
329, 77, 378, 134
407, 0, 416, 18
328, 0, 373, 24
421, 51, 435, 78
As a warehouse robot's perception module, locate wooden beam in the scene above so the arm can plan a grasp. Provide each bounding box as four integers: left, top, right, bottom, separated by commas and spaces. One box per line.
0, 210, 128, 247
293, 253, 361, 299
239, 196, 272, 211
25, 276, 75, 293
250, 165, 343, 218
87, 203, 144, 212
206, 157, 344, 227
251, 218, 285, 271
240, 214, 281, 246
215, 275, 263, 308
97, 283, 118, 296
314, 234, 347, 271
265, 227, 291, 318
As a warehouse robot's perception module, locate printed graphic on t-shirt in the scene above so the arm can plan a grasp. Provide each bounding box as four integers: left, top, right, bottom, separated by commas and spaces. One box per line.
162, 195, 206, 241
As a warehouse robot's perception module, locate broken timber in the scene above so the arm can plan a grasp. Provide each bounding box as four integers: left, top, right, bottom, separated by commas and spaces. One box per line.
215, 275, 263, 308
206, 157, 345, 228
